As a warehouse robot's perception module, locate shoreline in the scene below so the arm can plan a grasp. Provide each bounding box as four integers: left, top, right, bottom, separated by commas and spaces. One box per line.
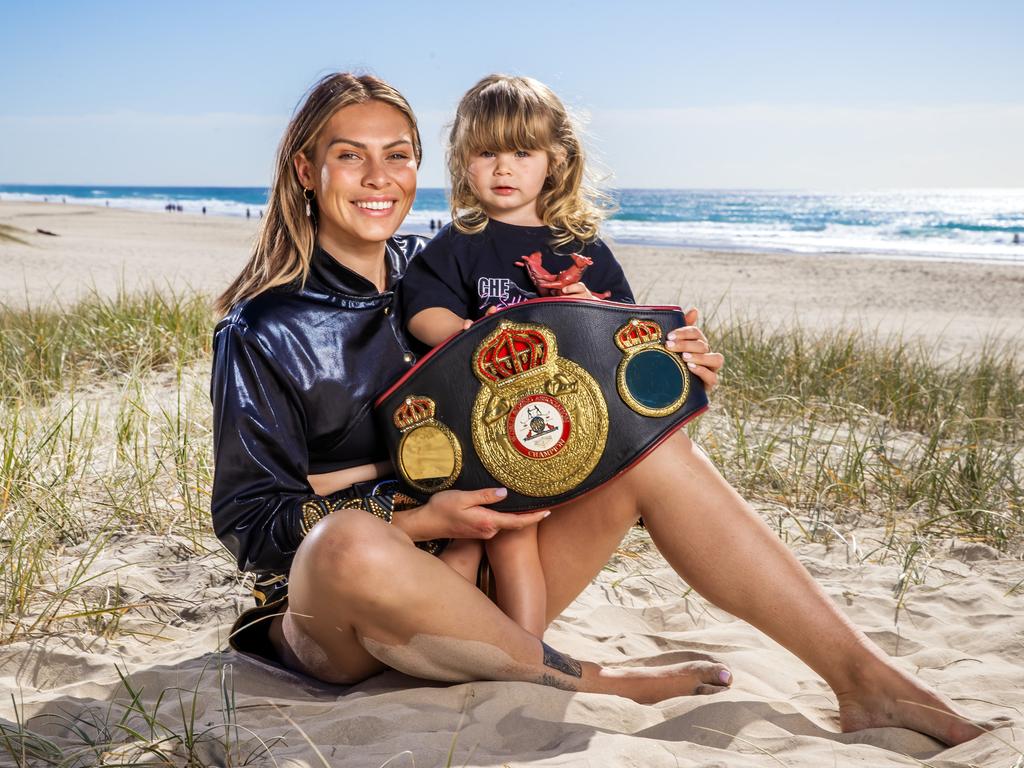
5, 193, 1024, 266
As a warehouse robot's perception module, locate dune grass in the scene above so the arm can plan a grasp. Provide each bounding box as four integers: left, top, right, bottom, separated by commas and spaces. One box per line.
0, 289, 213, 402
696, 316, 1023, 547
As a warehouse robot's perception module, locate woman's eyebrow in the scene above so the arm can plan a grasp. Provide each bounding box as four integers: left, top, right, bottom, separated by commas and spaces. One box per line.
326, 137, 412, 150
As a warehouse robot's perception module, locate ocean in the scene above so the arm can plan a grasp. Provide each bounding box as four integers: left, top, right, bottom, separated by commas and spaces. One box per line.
2, 185, 1022, 265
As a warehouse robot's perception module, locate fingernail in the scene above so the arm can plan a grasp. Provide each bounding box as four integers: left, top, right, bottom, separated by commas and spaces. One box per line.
667, 332, 677, 341
682, 352, 692, 360
687, 362, 697, 369
719, 669, 731, 684
495, 487, 508, 498
542, 510, 551, 518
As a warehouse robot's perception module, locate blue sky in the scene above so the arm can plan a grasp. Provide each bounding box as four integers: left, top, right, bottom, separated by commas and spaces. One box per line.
1, 0, 1022, 187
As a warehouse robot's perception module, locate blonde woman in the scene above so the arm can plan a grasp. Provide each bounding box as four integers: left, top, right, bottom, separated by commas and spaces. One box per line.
211, 72, 998, 745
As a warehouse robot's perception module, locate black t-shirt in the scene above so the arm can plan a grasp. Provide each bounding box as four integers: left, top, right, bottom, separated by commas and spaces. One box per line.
401, 219, 634, 323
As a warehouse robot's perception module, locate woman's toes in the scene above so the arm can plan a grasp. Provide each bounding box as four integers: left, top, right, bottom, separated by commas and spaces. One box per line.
694, 683, 730, 696
703, 662, 732, 689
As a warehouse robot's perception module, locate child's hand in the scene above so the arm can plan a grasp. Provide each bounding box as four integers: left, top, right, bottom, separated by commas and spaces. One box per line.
557, 282, 611, 300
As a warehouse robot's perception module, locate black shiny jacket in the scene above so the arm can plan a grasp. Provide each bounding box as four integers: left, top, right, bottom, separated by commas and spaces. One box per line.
210, 236, 427, 574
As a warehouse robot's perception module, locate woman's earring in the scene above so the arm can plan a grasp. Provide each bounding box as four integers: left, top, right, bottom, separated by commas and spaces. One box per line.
303, 188, 315, 218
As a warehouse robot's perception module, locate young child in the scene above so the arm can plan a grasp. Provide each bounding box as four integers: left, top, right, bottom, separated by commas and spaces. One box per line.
401, 74, 635, 638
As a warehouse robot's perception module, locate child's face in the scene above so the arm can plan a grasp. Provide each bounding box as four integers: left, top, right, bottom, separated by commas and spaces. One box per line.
466, 148, 550, 226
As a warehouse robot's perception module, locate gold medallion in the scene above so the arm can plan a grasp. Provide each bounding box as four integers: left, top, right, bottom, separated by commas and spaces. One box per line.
614, 319, 690, 417
392, 395, 463, 493
471, 321, 608, 497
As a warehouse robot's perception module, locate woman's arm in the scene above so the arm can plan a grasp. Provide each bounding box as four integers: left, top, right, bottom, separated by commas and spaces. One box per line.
210, 319, 332, 573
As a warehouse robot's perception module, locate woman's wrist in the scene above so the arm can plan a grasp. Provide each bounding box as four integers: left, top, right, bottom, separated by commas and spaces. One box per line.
392, 503, 434, 541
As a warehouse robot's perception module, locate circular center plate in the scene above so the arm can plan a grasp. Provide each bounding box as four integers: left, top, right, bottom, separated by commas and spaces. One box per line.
506, 393, 571, 459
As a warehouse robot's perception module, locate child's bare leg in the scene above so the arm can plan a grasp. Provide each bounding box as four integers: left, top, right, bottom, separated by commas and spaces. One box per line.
438, 539, 483, 583
486, 525, 546, 637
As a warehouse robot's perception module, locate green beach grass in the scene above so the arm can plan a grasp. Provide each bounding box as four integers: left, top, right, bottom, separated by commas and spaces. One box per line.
0, 287, 1021, 765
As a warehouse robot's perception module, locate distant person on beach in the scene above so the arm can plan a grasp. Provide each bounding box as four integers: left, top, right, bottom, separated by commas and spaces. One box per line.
209, 72, 1002, 746
402, 75, 632, 639
202, 206, 207, 215
429, 218, 436, 231
1014, 233, 1021, 245
246, 208, 251, 219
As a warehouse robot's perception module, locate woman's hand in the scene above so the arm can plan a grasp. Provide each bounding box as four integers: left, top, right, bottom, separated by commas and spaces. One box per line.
666, 308, 724, 391
398, 487, 549, 541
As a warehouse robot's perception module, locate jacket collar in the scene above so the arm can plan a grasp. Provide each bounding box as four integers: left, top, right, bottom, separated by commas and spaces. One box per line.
308, 243, 394, 298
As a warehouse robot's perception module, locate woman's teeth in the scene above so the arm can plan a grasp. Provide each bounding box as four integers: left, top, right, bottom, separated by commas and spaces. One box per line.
355, 201, 394, 210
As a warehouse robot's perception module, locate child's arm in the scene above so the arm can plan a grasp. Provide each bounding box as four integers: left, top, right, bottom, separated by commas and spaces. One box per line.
407, 307, 467, 348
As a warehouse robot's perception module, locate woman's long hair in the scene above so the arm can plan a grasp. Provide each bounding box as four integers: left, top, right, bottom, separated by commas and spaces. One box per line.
447, 74, 611, 249
214, 73, 422, 316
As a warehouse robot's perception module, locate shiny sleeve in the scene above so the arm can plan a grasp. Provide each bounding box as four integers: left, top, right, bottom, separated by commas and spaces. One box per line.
210, 320, 326, 574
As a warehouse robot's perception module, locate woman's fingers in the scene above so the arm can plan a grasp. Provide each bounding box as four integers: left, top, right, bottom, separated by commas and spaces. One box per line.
489, 508, 551, 530
685, 361, 720, 390
682, 351, 724, 373
462, 486, 508, 506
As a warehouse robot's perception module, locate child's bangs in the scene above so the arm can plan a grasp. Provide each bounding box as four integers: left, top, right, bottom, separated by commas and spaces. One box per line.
460, 98, 554, 156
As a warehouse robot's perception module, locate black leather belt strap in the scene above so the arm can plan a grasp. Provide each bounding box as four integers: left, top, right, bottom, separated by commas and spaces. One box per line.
374, 298, 708, 512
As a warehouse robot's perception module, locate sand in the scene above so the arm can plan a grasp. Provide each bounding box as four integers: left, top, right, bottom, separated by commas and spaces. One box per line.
1, 201, 1022, 767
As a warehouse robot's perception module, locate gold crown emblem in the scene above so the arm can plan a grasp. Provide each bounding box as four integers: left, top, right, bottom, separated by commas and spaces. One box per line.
393, 395, 436, 431
615, 319, 663, 351
475, 324, 550, 384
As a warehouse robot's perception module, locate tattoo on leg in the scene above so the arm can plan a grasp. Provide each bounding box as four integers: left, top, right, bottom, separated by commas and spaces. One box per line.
542, 642, 583, 678
537, 673, 577, 692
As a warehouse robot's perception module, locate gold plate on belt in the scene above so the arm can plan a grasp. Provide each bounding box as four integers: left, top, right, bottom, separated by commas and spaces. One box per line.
470, 321, 608, 497
392, 395, 463, 493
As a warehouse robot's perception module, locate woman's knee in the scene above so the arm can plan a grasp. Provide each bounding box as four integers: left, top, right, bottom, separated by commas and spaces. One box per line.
292, 510, 407, 593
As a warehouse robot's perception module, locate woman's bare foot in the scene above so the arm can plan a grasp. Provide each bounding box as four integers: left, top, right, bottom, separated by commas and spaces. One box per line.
836, 659, 1012, 746
586, 660, 733, 704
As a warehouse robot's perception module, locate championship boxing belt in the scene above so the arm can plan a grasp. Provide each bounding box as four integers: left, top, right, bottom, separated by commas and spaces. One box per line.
374, 298, 708, 512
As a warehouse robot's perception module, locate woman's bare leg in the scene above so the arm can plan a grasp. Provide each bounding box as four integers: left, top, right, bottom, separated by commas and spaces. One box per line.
272, 508, 730, 702
486, 526, 547, 637
539, 430, 1006, 745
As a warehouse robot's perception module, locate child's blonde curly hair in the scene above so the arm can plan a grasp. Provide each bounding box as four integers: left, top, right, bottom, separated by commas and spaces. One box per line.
447, 74, 612, 248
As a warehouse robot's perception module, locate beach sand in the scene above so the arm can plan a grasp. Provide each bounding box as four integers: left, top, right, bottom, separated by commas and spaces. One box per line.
1, 201, 1022, 766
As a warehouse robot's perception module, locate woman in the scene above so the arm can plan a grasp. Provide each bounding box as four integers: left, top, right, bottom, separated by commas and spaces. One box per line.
211, 73, 999, 744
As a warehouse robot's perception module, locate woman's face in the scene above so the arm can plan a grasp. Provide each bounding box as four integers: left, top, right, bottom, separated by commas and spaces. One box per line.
296, 100, 417, 251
